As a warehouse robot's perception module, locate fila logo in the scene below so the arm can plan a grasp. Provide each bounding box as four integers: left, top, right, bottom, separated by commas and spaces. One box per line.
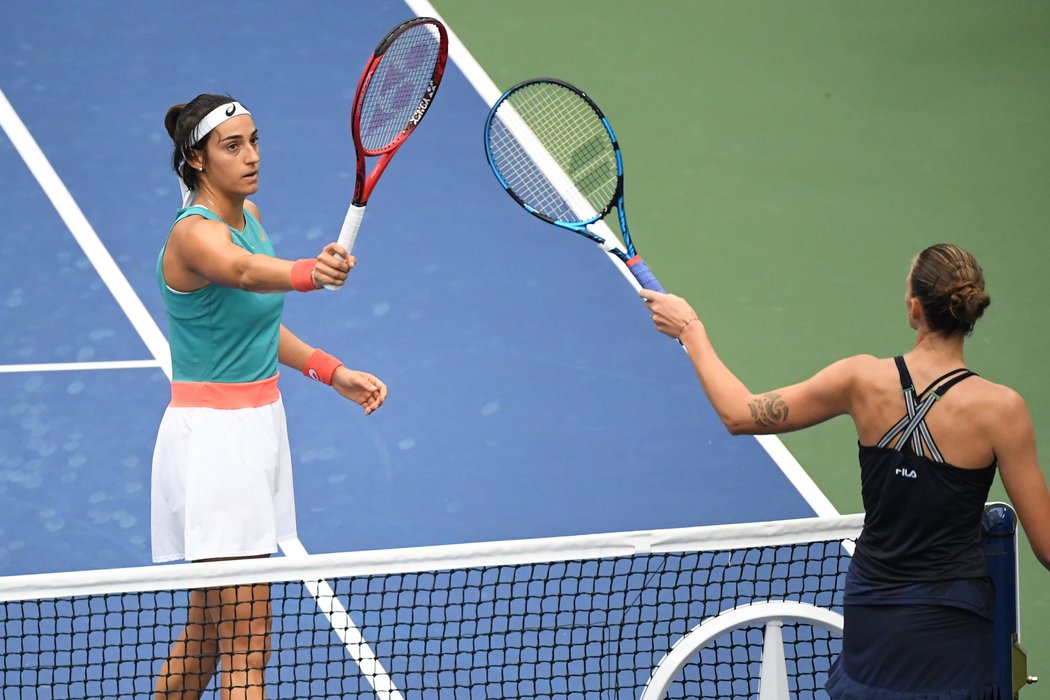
895, 468, 917, 479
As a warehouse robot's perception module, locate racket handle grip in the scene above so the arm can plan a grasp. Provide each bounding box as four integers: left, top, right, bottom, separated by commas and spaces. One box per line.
325, 204, 366, 291
627, 256, 665, 292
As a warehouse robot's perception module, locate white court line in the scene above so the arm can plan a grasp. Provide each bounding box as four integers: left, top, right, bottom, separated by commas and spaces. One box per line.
0, 86, 172, 378
279, 539, 404, 700
407, 0, 839, 518
1, 84, 400, 696
0, 360, 162, 374
406, 0, 634, 272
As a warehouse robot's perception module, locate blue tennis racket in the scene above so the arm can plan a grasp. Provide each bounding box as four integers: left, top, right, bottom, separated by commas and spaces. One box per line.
484, 78, 664, 292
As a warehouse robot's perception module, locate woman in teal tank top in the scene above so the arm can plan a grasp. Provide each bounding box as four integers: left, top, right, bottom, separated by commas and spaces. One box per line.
151, 94, 389, 700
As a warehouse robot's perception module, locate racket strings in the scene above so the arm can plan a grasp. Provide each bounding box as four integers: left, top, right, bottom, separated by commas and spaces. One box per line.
358, 22, 442, 153
488, 117, 581, 223
488, 82, 618, 224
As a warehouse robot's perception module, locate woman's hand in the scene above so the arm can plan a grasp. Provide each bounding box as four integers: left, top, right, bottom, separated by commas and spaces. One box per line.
311, 242, 354, 289
639, 290, 703, 340
331, 368, 387, 415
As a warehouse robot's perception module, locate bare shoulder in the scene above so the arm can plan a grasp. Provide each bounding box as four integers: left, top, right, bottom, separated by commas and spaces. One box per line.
170, 213, 231, 249
830, 354, 888, 383
244, 200, 261, 222
841, 353, 883, 369
970, 375, 1029, 416
818, 354, 882, 374
831, 355, 903, 408
802, 354, 887, 397
173, 211, 227, 234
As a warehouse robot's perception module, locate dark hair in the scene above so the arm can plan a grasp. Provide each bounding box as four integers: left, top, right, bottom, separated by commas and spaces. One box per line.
909, 243, 990, 335
164, 94, 237, 192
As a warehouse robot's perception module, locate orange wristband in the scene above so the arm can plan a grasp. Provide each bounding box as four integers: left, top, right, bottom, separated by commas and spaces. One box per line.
291, 259, 318, 292
303, 349, 343, 385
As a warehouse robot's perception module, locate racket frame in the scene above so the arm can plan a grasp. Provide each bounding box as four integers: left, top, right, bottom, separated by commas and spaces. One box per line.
483, 78, 663, 292
351, 16, 449, 207
326, 17, 448, 290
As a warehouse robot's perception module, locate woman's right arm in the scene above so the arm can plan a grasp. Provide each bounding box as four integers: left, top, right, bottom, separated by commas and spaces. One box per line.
640, 290, 865, 435
992, 389, 1050, 571
165, 217, 350, 292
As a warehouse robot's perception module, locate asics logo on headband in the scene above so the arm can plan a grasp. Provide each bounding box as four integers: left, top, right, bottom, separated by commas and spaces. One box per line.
189, 101, 251, 146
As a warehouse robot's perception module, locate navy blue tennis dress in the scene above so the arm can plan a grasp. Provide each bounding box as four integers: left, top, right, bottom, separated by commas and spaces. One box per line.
825, 357, 1001, 699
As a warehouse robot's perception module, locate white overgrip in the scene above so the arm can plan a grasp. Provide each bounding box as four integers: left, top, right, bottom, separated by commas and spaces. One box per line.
325, 203, 367, 291
338, 203, 366, 253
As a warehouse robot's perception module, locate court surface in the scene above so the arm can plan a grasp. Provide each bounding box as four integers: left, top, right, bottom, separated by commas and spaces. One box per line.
0, 1, 829, 580
5, 0, 1049, 694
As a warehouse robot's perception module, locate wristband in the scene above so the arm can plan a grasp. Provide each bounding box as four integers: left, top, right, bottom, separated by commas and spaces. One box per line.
291, 259, 318, 292
303, 348, 343, 385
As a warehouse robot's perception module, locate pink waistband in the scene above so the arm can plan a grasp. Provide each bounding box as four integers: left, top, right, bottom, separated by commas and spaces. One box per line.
169, 374, 280, 409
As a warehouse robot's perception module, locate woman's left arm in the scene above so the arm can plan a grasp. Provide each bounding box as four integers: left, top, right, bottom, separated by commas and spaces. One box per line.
278, 325, 387, 415
991, 389, 1050, 570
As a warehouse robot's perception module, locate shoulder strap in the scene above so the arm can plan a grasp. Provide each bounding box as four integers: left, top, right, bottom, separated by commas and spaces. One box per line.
929, 369, 977, 399
916, 367, 972, 400
877, 367, 977, 461
877, 356, 914, 449
893, 356, 913, 392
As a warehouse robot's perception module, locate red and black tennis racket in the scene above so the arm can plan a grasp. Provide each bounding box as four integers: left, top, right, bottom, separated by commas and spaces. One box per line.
326, 17, 448, 290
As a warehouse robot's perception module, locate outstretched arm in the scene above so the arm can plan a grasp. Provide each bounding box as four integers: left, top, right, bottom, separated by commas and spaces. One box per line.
992, 390, 1050, 571
640, 290, 858, 435
164, 208, 351, 293
278, 325, 387, 415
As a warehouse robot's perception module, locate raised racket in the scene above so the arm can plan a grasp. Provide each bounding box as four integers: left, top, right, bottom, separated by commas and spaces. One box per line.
326, 16, 448, 290
484, 78, 664, 292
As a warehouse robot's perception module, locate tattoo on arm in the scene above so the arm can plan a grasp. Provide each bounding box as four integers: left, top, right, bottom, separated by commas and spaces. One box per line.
748, 392, 790, 428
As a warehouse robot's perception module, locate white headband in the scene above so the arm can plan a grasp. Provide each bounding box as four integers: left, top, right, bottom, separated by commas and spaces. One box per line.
178, 101, 252, 207
189, 101, 250, 146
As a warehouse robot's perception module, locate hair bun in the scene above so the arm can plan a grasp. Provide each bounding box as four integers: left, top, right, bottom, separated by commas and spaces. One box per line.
946, 280, 990, 327
164, 104, 186, 140
910, 243, 990, 335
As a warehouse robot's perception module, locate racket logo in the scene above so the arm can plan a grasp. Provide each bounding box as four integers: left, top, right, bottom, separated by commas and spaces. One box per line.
408, 98, 430, 126
568, 135, 612, 179
225, 104, 236, 117
408, 81, 438, 126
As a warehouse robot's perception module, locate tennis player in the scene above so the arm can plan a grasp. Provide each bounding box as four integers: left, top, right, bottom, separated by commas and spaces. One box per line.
641, 243, 1050, 697
151, 93, 388, 699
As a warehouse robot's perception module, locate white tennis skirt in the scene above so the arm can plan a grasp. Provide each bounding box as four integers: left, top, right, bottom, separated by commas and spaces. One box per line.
151, 396, 297, 562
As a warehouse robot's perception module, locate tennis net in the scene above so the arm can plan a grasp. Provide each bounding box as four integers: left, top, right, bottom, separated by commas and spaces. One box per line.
1, 514, 863, 698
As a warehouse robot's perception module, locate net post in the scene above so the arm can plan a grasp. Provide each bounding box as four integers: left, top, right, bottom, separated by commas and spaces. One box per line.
981, 501, 1030, 698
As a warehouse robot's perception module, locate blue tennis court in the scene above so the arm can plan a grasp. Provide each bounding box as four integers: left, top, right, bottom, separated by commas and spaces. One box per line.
3, 3, 1040, 698
0, 1, 828, 579
0, 13, 853, 696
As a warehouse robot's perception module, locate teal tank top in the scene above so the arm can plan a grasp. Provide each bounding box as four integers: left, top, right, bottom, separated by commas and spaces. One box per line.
156, 205, 284, 383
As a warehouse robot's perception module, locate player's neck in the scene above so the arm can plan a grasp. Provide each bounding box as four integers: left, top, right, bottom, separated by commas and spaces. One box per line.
194, 190, 246, 230
911, 330, 966, 365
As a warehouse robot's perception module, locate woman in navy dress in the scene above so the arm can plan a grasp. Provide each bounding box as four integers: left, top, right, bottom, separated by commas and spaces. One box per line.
640, 243, 1050, 698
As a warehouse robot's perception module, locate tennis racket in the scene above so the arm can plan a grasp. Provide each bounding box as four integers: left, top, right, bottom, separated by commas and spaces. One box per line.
326, 16, 449, 290
484, 78, 664, 292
